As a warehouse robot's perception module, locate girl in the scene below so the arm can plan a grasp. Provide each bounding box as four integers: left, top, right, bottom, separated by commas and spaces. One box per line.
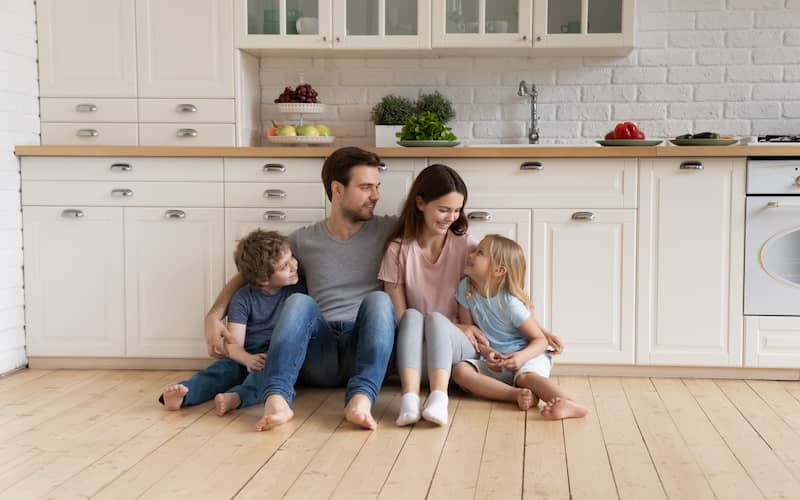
452, 234, 587, 419
378, 164, 486, 426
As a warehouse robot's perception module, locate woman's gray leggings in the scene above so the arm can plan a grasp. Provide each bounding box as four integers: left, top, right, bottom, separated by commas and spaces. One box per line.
396, 309, 478, 375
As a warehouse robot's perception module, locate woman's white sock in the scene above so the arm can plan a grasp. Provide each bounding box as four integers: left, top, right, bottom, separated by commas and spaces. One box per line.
396, 392, 421, 426
422, 390, 449, 426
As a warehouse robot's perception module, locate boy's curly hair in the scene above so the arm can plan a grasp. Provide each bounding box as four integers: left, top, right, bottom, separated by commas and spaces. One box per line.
234, 230, 290, 287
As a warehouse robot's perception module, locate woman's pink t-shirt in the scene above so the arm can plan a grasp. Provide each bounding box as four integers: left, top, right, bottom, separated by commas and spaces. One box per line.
378, 232, 478, 322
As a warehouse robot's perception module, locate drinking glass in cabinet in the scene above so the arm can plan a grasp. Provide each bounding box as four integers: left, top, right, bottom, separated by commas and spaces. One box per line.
446, 0, 479, 33
386, 0, 418, 36
485, 0, 518, 33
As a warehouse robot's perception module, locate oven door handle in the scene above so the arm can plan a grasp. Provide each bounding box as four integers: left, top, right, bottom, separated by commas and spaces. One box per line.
766, 201, 800, 209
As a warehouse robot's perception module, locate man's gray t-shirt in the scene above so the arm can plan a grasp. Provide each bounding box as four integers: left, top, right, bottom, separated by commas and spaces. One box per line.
289, 215, 397, 322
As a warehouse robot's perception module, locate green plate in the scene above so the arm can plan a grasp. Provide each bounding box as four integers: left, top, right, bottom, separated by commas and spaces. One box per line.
397, 140, 460, 147
670, 138, 738, 146
596, 139, 663, 147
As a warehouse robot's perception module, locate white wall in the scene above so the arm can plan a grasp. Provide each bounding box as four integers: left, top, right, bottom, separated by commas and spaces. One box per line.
258, 0, 800, 146
0, 1, 38, 374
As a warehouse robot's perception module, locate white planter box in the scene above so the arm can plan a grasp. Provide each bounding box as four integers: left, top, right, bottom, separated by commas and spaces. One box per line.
375, 125, 402, 147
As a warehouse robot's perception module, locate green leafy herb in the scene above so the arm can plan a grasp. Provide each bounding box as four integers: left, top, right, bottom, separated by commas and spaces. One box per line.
396, 112, 457, 141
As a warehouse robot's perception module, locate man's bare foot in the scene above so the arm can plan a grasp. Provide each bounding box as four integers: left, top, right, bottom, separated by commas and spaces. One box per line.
541, 397, 588, 420
255, 395, 294, 431
516, 388, 534, 410
214, 392, 241, 417
161, 384, 188, 411
344, 394, 377, 430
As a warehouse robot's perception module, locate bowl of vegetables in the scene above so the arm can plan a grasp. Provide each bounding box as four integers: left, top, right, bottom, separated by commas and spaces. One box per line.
396, 112, 459, 147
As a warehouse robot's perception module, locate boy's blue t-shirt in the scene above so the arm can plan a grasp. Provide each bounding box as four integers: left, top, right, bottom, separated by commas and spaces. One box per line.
227, 281, 306, 351
455, 277, 530, 355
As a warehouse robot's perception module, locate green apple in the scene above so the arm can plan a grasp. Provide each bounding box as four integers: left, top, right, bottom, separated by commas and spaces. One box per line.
296, 125, 320, 137
316, 125, 330, 137
277, 125, 296, 137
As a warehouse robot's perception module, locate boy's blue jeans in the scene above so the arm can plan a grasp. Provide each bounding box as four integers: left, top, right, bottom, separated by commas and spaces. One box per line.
254, 291, 396, 406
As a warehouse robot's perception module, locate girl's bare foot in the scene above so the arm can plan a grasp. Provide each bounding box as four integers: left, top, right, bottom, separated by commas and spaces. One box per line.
214, 392, 241, 417
516, 388, 534, 410
345, 394, 377, 430
541, 397, 588, 420
161, 384, 188, 411
255, 395, 294, 431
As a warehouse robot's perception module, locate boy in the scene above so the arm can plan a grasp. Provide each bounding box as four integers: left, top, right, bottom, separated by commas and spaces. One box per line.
159, 229, 304, 414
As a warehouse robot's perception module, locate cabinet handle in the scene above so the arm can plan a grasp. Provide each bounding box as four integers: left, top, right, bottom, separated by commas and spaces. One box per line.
77, 128, 99, 137
165, 209, 186, 219
536, 35, 542, 42
766, 201, 800, 209
263, 163, 286, 173
679, 160, 704, 170
520, 161, 543, 171
61, 209, 84, 218
75, 103, 97, 112
176, 103, 198, 113
110, 188, 134, 198
336, 36, 341, 43
176, 128, 198, 138
571, 211, 596, 221
521, 35, 528, 41
264, 210, 287, 221
322, 35, 327, 42
378, 163, 387, 172
263, 189, 287, 199
109, 163, 132, 172
467, 211, 492, 221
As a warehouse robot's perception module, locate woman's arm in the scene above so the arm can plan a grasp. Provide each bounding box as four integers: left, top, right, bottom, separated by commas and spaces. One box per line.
204, 273, 245, 358
383, 281, 408, 320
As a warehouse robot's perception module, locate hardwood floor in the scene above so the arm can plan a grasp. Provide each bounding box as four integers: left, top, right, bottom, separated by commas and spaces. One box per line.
1, 370, 800, 499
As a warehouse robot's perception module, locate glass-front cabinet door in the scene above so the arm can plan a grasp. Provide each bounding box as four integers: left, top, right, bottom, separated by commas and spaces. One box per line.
235, 0, 333, 48
332, 0, 431, 49
431, 0, 532, 48
532, 0, 633, 50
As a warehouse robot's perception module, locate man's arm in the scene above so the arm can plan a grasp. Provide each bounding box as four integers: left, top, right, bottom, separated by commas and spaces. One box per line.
205, 273, 246, 358
224, 322, 265, 371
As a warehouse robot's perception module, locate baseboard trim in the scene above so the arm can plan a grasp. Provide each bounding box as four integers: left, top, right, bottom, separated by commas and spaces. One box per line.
29, 357, 215, 370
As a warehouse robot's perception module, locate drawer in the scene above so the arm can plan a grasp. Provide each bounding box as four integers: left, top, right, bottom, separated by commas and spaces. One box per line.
224, 158, 324, 182
22, 181, 223, 207
41, 123, 138, 146
22, 157, 223, 182
745, 316, 800, 368
225, 182, 325, 208
138, 99, 235, 123
433, 158, 637, 209
138, 124, 235, 147
40, 98, 138, 122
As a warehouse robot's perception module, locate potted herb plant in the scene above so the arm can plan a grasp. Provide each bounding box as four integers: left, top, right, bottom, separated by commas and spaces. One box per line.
415, 91, 456, 124
371, 94, 414, 147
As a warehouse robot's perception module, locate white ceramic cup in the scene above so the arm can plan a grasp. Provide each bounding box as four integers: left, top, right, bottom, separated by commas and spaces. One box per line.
296, 17, 318, 35
489, 20, 509, 33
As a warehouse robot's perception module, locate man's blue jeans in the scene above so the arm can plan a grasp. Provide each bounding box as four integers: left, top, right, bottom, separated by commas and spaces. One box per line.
254, 291, 396, 406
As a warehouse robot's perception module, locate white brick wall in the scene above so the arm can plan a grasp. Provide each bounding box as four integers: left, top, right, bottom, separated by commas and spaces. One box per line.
259, 0, 800, 145
0, 1, 37, 374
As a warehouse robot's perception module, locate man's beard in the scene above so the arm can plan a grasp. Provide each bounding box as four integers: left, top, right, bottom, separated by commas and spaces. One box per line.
342, 203, 375, 223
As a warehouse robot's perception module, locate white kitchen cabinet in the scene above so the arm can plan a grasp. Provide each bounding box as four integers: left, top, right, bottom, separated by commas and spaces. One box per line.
532, 0, 633, 52
374, 159, 420, 216
23, 206, 126, 357
36, 0, 138, 97
432, 0, 532, 48
744, 316, 800, 369
637, 158, 745, 367
533, 209, 636, 364
136, 0, 234, 98
125, 208, 225, 358
332, 0, 431, 49
465, 208, 532, 291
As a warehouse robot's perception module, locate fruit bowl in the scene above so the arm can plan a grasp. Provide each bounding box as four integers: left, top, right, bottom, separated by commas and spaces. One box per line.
267, 135, 335, 145
276, 103, 325, 114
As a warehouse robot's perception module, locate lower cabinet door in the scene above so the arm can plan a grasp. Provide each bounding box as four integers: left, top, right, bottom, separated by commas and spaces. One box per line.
533, 209, 636, 365
23, 206, 125, 356
124, 207, 224, 357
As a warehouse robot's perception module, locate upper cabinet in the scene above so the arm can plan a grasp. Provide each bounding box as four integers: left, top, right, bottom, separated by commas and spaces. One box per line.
236, 0, 430, 49
532, 0, 634, 51
432, 0, 532, 48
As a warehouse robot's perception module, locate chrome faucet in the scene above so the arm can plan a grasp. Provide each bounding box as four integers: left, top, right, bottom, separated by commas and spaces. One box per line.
517, 80, 539, 144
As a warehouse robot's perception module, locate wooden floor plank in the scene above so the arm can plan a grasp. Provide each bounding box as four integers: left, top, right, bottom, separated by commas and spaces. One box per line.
523, 378, 569, 500
589, 377, 666, 500
0, 369, 52, 393
558, 376, 618, 500
621, 378, 715, 500
651, 378, 764, 500
746, 380, 800, 436
475, 401, 526, 499
683, 379, 800, 499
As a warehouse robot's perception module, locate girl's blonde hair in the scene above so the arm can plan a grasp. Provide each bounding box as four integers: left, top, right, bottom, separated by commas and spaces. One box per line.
468, 234, 531, 308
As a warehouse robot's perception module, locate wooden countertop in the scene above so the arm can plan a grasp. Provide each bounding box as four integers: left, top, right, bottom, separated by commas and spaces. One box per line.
14, 145, 800, 158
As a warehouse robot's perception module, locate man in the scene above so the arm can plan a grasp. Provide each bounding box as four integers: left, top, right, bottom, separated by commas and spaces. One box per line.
204, 146, 397, 430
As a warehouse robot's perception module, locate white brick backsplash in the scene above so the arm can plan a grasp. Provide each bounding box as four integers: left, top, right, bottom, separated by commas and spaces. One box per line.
419, 87, 473, 104
725, 102, 782, 119
446, 71, 499, 87
787, 31, 800, 46
502, 103, 556, 121
534, 121, 581, 138
338, 105, 372, 121
365, 58, 420, 69
783, 102, 800, 118
696, 49, 751, 66
787, 67, 800, 81
474, 87, 520, 104
613, 103, 668, 120
694, 84, 751, 101
500, 71, 557, 86
753, 48, 800, 65
454, 104, 501, 121
639, 12, 695, 31
366, 87, 419, 102
697, 11, 753, 29
752, 119, 800, 134
755, 11, 800, 28
728, 0, 783, 8
669, 0, 724, 10
472, 121, 525, 138
669, 102, 723, 119
557, 68, 612, 84
638, 85, 693, 102
393, 71, 447, 86
536, 86, 581, 103
612, 67, 667, 83
582, 53, 638, 67
727, 66, 782, 83
636, 32, 668, 48
725, 30, 782, 48
668, 66, 725, 83
694, 120, 752, 135
0, 211, 21, 230
753, 84, 800, 100
638, 49, 694, 66
583, 85, 638, 102
557, 103, 611, 121
629, 120, 692, 138
670, 31, 724, 48
341, 71, 393, 86
420, 57, 475, 70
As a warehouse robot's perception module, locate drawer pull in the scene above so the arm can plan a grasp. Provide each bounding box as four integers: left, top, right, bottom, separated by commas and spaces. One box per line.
61, 209, 84, 218
679, 160, 704, 170
263, 163, 286, 173
176, 103, 198, 113
75, 103, 97, 112
77, 128, 99, 137
110, 163, 132, 172
111, 188, 134, 198
264, 210, 287, 221
467, 211, 492, 221
571, 211, 596, 221
176, 128, 198, 138
165, 209, 186, 219
378, 163, 388, 172
264, 189, 287, 199
520, 161, 543, 171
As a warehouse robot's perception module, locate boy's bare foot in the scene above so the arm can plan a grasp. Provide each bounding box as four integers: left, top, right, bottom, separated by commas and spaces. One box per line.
161, 384, 188, 411
255, 394, 294, 431
516, 388, 534, 410
541, 397, 588, 420
344, 394, 377, 430
214, 392, 241, 417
